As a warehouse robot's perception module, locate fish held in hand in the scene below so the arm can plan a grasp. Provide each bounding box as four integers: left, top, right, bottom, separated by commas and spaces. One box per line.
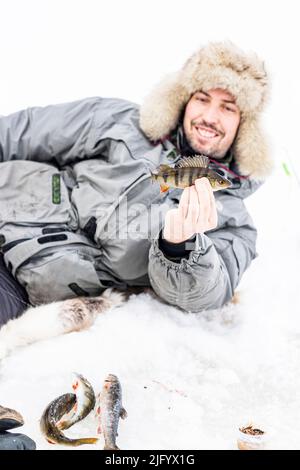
151, 155, 231, 192
95, 374, 127, 450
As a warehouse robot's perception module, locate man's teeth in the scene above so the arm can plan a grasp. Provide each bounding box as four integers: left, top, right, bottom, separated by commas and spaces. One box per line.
196, 127, 218, 138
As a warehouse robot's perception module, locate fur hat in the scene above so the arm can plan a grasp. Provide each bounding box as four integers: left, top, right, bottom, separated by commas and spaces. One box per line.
139, 41, 272, 180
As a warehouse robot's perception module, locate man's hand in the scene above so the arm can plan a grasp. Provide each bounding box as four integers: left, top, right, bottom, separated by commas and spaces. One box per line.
162, 177, 218, 243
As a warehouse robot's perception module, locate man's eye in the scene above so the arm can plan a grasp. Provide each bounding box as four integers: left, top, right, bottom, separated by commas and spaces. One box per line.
224, 106, 236, 113
196, 96, 208, 103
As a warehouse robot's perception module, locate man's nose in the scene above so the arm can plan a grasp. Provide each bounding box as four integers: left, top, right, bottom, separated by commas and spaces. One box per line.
201, 104, 220, 125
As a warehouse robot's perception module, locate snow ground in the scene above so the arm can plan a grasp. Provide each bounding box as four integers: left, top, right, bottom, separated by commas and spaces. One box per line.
1, 157, 299, 450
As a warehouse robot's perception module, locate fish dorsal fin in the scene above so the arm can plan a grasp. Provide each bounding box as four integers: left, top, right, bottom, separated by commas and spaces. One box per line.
176, 155, 209, 169
158, 164, 171, 171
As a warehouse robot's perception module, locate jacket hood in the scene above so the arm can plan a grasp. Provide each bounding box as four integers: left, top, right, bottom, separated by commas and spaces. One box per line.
139, 41, 272, 181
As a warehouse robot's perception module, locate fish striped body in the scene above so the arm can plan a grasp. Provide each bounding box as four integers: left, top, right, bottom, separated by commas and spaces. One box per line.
151, 155, 231, 192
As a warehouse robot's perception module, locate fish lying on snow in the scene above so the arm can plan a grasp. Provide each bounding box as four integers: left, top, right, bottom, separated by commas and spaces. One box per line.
40, 373, 97, 446
95, 374, 127, 450
150, 154, 231, 192
56, 373, 96, 430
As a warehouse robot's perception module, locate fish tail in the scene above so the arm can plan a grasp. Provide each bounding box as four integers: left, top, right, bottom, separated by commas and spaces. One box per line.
72, 437, 99, 446
46, 432, 98, 446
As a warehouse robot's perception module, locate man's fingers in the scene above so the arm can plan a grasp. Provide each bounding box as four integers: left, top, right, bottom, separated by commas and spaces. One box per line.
177, 178, 218, 233
163, 208, 181, 241
178, 187, 190, 219
194, 178, 210, 223
185, 186, 199, 225
206, 180, 218, 227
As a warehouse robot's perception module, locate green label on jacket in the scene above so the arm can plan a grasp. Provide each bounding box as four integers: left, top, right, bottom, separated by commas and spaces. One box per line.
52, 174, 61, 204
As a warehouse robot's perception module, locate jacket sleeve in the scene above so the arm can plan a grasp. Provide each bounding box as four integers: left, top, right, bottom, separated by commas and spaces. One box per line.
0, 97, 112, 167
148, 197, 257, 312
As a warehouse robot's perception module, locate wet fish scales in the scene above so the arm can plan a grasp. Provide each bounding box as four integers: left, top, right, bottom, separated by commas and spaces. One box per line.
56, 373, 96, 430
151, 155, 231, 192
40, 393, 98, 447
95, 374, 127, 450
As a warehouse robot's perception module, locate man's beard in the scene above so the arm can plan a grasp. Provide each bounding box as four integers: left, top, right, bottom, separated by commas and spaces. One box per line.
187, 119, 227, 159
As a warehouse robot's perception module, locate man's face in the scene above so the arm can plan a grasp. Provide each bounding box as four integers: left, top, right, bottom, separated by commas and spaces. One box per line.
183, 88, 241, 159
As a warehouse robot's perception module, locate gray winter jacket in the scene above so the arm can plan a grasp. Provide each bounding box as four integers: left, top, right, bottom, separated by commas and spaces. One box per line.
0, 97, 260, 312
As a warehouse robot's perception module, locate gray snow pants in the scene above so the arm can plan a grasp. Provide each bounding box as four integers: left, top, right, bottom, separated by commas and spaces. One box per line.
0, 254, 29, 328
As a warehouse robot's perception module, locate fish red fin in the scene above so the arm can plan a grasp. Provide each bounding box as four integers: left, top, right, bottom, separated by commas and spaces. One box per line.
160, 184, 170, 193
46, 439, 56, 445
72, 380, 79, 391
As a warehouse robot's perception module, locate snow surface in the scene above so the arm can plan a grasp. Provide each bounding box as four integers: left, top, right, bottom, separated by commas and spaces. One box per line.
1, 0, 300, 451
1, 157, 299, 450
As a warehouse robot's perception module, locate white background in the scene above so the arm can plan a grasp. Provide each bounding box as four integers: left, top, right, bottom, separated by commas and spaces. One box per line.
1, 0, 300, 450
0, 0, 299, 174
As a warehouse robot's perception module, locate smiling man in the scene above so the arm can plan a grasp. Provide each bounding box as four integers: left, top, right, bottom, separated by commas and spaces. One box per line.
183, 89, 240, 158
141, 41, 272, 306
0, 41, 272, 330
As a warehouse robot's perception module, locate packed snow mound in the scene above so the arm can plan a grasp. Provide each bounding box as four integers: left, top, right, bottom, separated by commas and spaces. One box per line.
0, 164, 299, 450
